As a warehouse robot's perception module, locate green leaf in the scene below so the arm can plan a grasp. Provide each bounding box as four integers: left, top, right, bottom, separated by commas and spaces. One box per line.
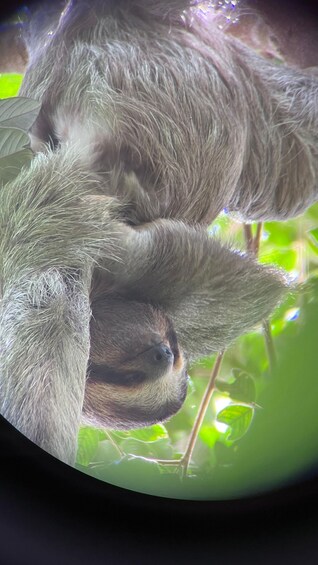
0, 126, 29, 156
216, 404, 254, 441
120, 436, 173, 459
0, 97, 41, 184
124, 424, 168, 442
110, 424, 168, 443
76, 427, 106, 466
216, 370, 256, 404
0, 126, 33, 184
94, 440, 122, 463
0, 74, 23, 98
0, 97, 41, 130
120, 438, 153, 456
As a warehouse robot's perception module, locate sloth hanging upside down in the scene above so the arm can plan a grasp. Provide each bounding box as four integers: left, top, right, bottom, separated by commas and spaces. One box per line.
0, 0, 317, 464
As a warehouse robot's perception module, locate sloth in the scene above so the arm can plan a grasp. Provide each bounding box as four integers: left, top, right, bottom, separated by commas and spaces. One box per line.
0, 0, 317, 464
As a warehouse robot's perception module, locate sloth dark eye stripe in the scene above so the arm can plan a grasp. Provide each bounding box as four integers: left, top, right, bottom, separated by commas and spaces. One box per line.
88, 363, 146, 387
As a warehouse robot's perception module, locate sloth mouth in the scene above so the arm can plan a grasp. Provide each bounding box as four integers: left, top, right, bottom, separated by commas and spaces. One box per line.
108, 390, 188, 428
84, 369, 189, 429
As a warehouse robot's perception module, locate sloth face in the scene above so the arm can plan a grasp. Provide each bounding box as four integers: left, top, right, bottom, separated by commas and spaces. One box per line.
84, 296, 188, 429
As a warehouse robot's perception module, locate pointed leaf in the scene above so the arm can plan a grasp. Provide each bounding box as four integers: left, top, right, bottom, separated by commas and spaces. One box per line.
216, 404, 254, 441
0, 127, 33, 185
0, 97, 41, 130
217, 370, 256, 404
0, 126, 30, 156
0, 150, 34, 185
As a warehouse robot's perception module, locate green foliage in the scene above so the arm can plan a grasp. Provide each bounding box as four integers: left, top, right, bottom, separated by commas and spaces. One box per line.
77, 203, 318, 500
76, 427, 108, 466
0, 97, 41, 130
111, 424, 168, 443
216, 405, 254, 441
216, 369, 256, 404
0, 127, 33, 184
0, 86, 41, 186
208, 287, 318, 499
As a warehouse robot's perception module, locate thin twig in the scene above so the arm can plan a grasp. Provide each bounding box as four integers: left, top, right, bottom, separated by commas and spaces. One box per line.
244, 222, 276, 373
253, 222, 263, 255
262, 318, 276, 372
179, 351, 225, 477
243, 223, 254, 253
244, 222, 263, 255
155, 459, 181, 466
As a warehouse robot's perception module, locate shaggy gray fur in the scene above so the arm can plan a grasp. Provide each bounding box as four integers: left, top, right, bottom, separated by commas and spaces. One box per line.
0, 147, 127, 463
1, 0, 317, 463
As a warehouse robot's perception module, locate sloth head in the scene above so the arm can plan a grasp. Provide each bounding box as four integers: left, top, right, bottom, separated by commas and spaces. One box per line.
84, 296, 188, 429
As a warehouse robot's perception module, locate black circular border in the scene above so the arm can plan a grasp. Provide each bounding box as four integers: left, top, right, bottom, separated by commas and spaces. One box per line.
1, 415, 318, 564
1, 1, 318, 562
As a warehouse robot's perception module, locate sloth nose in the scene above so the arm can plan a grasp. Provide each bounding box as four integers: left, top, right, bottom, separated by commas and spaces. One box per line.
143, 343, 174, 375
152, 343, 173, 364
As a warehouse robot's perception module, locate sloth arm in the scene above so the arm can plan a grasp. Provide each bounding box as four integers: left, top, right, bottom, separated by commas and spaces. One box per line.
111, 220, 288, 361
0, 146, 128, 464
